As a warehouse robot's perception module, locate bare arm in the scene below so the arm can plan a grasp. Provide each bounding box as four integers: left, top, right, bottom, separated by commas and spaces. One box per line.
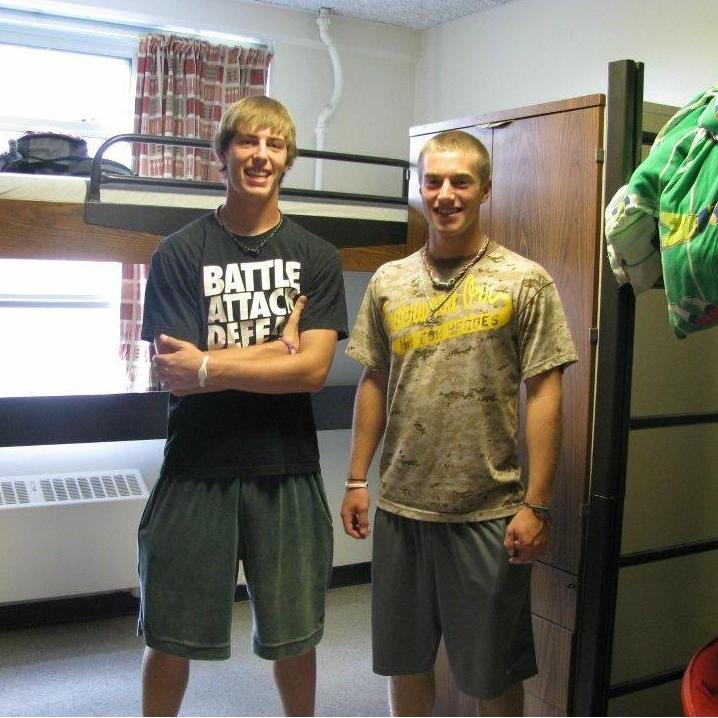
154, 296, 306, 361
340, 367, 388, 539
154, 333, 294, 389
156, 331, 337, 395
206, 328, 337, 393
504, 367, 563, 564
154, 296, 339, 395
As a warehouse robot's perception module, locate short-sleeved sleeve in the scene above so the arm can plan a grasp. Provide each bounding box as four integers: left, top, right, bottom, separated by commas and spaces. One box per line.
299, 244, 348, 340
141, 240, 202, 346
516, 280, 578, 380
346, 274, 391, 374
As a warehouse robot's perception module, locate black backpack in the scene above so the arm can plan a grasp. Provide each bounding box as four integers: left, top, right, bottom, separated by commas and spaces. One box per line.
8, 132, 89, 174
3, 132, 134, 177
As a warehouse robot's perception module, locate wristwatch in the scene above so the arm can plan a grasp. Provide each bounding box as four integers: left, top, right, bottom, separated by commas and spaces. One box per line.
525, 502, 551, 527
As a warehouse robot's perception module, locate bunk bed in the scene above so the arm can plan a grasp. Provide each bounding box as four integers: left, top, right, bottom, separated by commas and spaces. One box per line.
0, 136, 410, 449
0, 134, 409, 270
575, 60, 718, 717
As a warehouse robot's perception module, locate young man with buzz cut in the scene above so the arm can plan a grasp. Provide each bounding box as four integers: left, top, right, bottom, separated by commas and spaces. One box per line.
342, 130, 578, 716
138, 95, 347, 717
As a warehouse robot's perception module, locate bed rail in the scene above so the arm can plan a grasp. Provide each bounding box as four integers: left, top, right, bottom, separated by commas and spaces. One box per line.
84, 133, 409, 239
87, 133, 409, 203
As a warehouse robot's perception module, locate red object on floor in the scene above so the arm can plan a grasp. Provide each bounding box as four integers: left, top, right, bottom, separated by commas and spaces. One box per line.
682, 636, 718, 716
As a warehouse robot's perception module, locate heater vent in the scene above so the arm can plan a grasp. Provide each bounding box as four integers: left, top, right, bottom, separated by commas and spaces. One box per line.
0, 469, 148, 509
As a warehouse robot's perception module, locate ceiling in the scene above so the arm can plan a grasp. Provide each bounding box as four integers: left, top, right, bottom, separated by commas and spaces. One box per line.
245, 0, 516, 30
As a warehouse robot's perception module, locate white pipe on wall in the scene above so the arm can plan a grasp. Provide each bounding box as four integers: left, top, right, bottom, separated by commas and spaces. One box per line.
314, 7, 343, 191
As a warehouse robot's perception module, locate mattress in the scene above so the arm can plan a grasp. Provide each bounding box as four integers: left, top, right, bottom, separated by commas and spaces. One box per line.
0, 173, 408, 223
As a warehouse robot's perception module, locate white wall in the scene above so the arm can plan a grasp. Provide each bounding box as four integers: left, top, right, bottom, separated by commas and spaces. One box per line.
414, 0, 718, 126
5, 0, 419, 195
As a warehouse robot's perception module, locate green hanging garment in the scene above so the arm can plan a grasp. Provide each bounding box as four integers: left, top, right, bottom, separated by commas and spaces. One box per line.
605, 84, 718, 338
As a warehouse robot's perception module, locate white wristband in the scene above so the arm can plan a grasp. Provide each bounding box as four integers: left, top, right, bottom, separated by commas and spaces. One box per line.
198, 354, 210, 388
345, 480, 368, 489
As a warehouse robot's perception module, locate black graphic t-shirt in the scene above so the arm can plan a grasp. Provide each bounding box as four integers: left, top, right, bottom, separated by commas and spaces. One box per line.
142, 213, 348, 479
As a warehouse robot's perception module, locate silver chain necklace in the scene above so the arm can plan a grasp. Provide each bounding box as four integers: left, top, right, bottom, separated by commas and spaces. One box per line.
421, 236, 490, 289
213, 205, 283, 257
419, 236, 491, 327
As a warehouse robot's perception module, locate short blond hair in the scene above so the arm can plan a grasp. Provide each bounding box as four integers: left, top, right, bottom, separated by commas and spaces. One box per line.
214, 96, 297, 169
418, 130, 491, 185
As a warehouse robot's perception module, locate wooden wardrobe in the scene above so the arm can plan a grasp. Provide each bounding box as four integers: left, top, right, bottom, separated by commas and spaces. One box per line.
408, 94, 606, 716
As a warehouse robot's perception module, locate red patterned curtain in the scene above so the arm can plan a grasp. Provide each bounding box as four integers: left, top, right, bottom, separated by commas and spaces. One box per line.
124, 34, 271, 391
120, 264, 151, 392
132, 34, 272, 182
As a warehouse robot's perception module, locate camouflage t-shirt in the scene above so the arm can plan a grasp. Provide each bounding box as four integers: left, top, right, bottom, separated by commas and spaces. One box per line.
346, 242, 578, 522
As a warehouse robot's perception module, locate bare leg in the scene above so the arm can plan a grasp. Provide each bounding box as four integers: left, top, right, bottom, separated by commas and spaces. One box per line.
273, 648, 317, 716
478, 681, 524, 717
389, 671, 435, 717
142, 647, 190, 717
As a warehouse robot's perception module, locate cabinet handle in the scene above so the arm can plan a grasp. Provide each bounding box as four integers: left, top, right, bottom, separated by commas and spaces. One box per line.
475, 120, 513, 129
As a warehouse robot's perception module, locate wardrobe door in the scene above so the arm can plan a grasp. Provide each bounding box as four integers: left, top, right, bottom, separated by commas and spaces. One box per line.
490, 105, 604, 575
492, 98, 603, 716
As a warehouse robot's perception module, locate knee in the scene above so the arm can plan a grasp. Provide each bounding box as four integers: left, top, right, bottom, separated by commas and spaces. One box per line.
274, 646, 316, 666
390, 670, 435, 690
144, 647, 190, 669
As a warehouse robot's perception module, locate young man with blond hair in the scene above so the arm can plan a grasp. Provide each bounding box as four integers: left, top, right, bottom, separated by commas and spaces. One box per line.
139, 96, 347, 716
342, 130, 577, 716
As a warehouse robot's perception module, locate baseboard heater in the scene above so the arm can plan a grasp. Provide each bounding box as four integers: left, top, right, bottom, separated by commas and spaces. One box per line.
0, 469, 149, 605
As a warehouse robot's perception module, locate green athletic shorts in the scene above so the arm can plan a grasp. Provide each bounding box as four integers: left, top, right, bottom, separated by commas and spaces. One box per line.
137, 472, 333, 661
371, 509, 537, 699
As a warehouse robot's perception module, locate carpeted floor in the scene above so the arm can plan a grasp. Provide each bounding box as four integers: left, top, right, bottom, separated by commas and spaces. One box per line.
0, 584, 388, 717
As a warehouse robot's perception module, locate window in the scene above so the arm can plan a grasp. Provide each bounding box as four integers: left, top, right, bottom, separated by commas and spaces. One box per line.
0, 43, 134, 168
0, 260, 125, 397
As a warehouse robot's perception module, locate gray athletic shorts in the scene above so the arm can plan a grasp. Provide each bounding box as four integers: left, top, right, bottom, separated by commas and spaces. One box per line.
137, 472, 333, 661
372, 509, 537, 699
